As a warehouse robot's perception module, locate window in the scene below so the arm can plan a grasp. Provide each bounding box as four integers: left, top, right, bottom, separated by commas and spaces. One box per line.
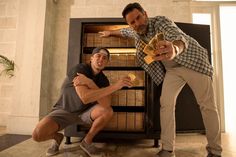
220, 5, 236, 133
192, 13, 214, 66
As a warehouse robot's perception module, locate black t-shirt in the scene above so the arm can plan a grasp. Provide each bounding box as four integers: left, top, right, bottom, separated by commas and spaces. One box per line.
53, 63, 110, 113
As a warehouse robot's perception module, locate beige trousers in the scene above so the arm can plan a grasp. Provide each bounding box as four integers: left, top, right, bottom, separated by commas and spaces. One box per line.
160, 66, 222, 155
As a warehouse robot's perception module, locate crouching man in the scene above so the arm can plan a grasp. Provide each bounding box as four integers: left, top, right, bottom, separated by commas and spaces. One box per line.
32, 47, 133, 157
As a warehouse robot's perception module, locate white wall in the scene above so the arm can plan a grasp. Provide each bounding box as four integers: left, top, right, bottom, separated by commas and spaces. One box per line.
0, 0, 18, 126
71, 0, 191, 22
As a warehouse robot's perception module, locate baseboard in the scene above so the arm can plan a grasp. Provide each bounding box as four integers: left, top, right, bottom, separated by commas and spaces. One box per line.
7, 115, 39, 135
0, 112, 9, 126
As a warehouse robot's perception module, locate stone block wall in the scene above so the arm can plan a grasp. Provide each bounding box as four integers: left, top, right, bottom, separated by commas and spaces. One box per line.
0, 0, 18, 126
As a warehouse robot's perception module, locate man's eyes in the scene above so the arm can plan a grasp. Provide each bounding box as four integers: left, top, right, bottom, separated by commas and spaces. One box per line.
102, 56, 108, 60
95, 54, 107, 60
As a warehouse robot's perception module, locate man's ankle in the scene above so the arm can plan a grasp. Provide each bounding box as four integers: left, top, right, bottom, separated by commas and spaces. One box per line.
83, 137, 92, 145
54, 133, 63, 145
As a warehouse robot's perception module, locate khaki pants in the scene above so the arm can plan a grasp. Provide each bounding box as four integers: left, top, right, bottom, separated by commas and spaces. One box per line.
160, 66, 222, 155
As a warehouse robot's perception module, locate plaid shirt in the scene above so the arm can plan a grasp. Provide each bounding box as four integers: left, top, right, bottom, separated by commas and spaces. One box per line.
120, 16, 213, 86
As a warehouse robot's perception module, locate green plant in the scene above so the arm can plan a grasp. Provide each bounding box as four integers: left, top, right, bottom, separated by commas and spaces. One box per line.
0, 55, 15, 78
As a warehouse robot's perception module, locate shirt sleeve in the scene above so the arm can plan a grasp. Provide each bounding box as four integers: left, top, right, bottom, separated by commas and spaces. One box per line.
120, 27, 136, 39
155, 16, 189, 50
67, 64, 89, 81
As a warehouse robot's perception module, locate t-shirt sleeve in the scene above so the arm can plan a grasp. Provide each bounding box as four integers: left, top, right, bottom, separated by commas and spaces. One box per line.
67, 64, 89, 81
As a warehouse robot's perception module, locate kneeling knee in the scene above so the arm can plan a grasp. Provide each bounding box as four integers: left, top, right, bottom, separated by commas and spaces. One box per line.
32, 128, 40, 142
32, 128, 44, 142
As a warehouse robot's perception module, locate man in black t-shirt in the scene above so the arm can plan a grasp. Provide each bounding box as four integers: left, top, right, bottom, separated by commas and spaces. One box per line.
32, 47, 133, 157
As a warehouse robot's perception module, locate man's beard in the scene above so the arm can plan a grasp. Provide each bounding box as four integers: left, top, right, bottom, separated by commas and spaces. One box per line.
136, 25, 147, 35
136, 19, 148, 35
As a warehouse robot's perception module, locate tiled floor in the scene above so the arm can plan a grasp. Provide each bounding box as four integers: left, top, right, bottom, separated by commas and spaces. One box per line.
0, 130, 235, 157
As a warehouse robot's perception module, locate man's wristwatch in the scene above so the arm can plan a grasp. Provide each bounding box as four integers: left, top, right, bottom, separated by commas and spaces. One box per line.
173, 45, 180, 56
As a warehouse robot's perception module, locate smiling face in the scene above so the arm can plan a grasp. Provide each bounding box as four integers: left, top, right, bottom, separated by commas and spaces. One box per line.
90, 49, 109, 74
125, 8, 148, 35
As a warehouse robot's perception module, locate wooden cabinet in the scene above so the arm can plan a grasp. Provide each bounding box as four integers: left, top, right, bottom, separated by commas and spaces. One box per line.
65, 18, 210, 145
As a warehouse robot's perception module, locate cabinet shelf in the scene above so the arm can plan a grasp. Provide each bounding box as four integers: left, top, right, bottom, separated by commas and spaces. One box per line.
104, 67, 143, 71
112, 106, 145, 112
120, 86, 145, 90
83, 47, 136, 54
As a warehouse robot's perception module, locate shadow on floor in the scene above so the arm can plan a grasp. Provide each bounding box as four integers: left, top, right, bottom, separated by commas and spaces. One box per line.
0, 134, 31, 151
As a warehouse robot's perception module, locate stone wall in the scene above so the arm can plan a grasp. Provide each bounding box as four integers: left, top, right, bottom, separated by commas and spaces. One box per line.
0, 0, 18, 126
71, 0, 191, 22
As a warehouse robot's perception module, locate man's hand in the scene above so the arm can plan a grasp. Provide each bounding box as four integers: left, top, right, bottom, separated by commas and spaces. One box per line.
73, 73, 92, 87
152, 40, 176, 61
98, 31, 111, 38
114, 76, 134, 90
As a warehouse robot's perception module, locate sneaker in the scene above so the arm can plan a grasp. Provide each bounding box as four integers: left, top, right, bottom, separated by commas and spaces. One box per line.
46, 140, 60, 156
79, 140, 102, 157
155, 149, 175, 157
46, 134, 63, 156
207, 153, 221, 157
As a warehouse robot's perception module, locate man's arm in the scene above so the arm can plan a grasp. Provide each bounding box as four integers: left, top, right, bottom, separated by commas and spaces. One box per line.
156, 16, 188, 51
98, 30, 123, 38
73, 73, 111, 106
73, 73, 99, 89
75, 77, 132, 104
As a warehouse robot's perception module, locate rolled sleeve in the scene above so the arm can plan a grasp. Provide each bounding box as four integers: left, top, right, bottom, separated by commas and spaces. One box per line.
173, 35, 189, 52
156, 16, 189, 50
120, 27, 136, 38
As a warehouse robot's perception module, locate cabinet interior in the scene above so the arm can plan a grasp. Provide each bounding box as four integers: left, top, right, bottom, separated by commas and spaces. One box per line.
81, 24, 145, 131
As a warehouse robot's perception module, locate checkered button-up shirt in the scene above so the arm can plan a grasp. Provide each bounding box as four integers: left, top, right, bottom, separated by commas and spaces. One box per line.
120, 16, 213, 86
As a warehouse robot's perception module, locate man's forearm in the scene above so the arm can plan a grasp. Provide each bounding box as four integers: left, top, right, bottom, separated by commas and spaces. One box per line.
75, 84, 119, 104
99, 30, 123, 38
86, 80, 99, 89
110, 30, 123, 37
85, 81, 111, 105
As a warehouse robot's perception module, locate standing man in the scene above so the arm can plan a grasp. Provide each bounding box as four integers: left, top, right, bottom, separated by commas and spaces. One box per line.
32, 47, 133, 157
99, 3, 222, 157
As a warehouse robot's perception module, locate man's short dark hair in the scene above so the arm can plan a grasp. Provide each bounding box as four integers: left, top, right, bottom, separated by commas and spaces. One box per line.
122, 2, 145, 19
92, 47, 110, 59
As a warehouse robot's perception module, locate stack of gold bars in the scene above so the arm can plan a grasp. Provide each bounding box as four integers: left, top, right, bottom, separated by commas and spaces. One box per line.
143, 33, 166, 64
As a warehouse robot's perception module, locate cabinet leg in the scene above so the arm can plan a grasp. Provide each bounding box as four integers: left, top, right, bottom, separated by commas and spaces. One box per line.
65, 136, 71, 145
154, 139, 160, 147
